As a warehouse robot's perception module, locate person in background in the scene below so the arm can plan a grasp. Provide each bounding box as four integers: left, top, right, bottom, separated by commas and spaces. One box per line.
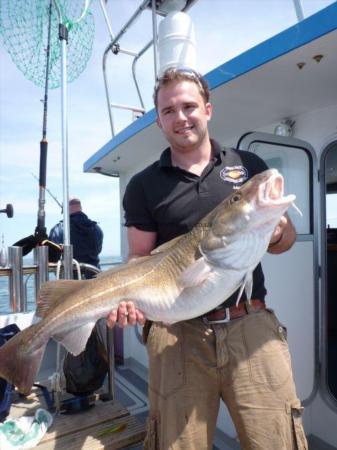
49, 198, 106, 397
49, 197, 103, 278
107, 68, 307, 449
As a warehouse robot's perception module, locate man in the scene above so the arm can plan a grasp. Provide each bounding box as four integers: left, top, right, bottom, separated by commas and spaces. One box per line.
49, 197, 103, 277
107, 68, 307, 449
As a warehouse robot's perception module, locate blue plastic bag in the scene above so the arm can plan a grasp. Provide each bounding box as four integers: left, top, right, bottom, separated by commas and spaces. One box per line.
0, 408, 53, 449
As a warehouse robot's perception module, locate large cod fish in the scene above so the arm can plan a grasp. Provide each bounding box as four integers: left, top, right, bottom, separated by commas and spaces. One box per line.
0, 169, 296, 395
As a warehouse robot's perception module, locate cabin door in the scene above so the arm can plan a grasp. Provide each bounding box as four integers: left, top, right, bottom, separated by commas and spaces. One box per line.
237, 132, 317, 404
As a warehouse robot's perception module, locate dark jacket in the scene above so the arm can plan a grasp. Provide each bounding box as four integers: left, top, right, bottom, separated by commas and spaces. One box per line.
49, 212, 103, 268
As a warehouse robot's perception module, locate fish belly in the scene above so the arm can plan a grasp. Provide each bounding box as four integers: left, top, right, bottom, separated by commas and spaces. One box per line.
141, 267, 245, 324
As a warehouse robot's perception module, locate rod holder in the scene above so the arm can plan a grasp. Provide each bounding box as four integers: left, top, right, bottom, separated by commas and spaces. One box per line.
8, 246, 26, 313
34, 246, 49, 296
62, 244, 73, 279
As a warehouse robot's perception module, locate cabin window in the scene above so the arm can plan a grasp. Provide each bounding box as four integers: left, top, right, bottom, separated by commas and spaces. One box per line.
324, 141, 337, 402
247, 141, 312, 235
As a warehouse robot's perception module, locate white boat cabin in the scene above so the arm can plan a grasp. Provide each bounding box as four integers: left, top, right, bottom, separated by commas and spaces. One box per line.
84, 3, 337, 448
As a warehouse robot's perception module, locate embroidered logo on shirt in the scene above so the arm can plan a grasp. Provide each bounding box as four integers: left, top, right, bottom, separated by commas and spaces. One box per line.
220, 166, 248, 186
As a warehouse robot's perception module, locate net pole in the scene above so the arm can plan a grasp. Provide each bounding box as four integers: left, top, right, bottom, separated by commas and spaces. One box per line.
53, 0, 72, 280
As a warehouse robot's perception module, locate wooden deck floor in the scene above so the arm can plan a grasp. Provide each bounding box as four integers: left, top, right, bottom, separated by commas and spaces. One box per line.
9, 384, 146, 449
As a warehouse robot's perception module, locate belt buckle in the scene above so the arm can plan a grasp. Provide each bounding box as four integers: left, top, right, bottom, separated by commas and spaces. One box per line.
202, 307, 231, 325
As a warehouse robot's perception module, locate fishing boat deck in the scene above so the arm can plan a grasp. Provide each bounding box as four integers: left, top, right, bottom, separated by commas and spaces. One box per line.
5, 355, 333, 450
6, 362, 243, 450
8, 375, 146, 449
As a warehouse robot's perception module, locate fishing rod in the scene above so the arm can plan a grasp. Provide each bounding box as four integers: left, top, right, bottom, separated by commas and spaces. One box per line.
31, 172, 63, 212
13, 0, 54, 255
36, 0, 53, 240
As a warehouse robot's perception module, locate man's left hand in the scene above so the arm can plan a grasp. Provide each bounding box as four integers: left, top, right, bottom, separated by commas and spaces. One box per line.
268, 213, 296, 253
269, 215, 287, 245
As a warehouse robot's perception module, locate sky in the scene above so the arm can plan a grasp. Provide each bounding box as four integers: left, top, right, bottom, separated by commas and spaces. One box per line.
0, 0, 335, 258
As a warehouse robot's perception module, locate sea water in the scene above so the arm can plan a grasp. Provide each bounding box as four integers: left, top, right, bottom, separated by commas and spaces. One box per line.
0, 255, 122, 314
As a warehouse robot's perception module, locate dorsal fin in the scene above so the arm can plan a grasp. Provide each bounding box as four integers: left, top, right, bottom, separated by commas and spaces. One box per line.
36, 280, 87, 318
94, 255, 153, 279
96, 236, 185, 280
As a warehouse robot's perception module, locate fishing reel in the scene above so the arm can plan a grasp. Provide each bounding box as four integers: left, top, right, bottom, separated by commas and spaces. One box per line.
0, 204, 14, 218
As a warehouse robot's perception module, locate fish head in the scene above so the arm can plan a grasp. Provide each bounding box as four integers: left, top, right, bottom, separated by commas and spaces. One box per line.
200, 169, 296, 268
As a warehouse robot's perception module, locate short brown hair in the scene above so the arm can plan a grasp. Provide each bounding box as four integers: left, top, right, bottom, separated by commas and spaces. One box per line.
69, 197, 81, 207
153, 67, 210, 108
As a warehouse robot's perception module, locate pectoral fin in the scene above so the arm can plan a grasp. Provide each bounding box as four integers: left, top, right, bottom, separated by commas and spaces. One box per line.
235, 271, 253, 306
244, 273, 253, 301
178, 257, 212, 288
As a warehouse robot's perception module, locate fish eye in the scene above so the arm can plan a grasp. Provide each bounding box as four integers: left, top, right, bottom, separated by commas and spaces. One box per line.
230, 193, 242, 204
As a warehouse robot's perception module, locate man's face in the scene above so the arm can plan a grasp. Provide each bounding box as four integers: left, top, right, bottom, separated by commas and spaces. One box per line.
156, 80, 212, 152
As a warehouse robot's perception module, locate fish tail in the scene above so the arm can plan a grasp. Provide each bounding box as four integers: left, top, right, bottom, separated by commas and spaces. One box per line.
0, 323, 47, 395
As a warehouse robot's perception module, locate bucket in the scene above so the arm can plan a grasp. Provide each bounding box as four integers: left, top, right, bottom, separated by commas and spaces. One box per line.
157, 11, 196, 76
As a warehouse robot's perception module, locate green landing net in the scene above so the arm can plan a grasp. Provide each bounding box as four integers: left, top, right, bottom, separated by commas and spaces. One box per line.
0, 0, 95, 89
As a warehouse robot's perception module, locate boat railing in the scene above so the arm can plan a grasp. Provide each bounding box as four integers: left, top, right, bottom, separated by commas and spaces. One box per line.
99, 0, 198, 137
0, 246, 101, 314
0, 246, 117, 408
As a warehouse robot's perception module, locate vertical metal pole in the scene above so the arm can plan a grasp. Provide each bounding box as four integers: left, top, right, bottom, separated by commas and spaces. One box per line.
106, 325, 115, 401
292, 0, 304, 21
100, 0, 116, 137
62, 244, 73, 280
99, 0, 115, 41
60, 34, 70, 245
151, 0, 158, 79
132, 47, 149, 110
34, 246, 49, 296
103, 48, 115, 137
59, 23, 73, 280
8, 246, 26, 313
51, 2, 72, 414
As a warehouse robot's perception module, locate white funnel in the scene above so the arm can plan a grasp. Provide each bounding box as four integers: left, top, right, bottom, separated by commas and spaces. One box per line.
157, 10, 196, 76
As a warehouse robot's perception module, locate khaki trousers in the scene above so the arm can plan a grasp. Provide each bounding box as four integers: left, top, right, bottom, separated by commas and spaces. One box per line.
143, 306, 307, 450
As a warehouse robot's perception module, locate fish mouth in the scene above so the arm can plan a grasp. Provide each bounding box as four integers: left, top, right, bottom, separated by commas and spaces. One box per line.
257, 169, 296, 208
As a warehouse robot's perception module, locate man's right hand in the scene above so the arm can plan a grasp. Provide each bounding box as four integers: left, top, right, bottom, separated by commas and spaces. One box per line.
106, 301, 146, 328
106, 227, 155, 329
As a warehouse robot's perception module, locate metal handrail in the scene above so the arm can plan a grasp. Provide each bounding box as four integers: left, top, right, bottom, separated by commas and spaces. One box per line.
0, 245, 111, 314
100, 0, 199, 137
101, 0, 150, 137
131, 40, 152, 110
0, 261, 117, 278
0, 264, 58, 277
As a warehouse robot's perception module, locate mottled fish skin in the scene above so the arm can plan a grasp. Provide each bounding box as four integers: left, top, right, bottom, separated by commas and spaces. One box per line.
0, 169, 296, 394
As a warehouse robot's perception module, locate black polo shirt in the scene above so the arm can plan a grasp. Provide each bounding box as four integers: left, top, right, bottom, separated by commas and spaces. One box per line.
123, 139, 268, 306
